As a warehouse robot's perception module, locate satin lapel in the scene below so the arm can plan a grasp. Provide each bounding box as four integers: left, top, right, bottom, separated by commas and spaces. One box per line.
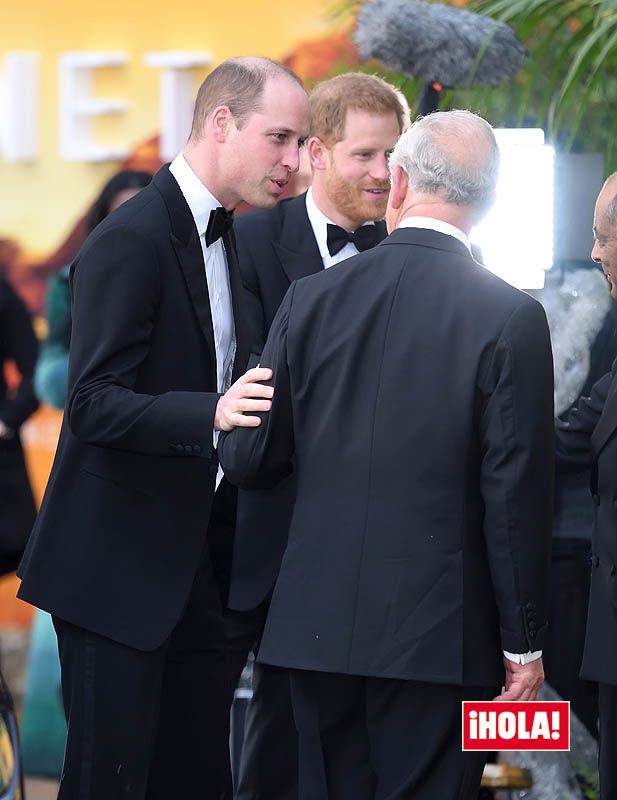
591, 375, 617, 457
171, 226, 217, 383
153, 166, 217, 381
225, 228, 250, 380
275, 194, 324, 284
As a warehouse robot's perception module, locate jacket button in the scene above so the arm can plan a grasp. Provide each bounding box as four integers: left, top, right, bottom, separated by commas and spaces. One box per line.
194, 445, 202, 454
526, 602, 534, 611
184, 445, 193, 453
170, 443, 181, 452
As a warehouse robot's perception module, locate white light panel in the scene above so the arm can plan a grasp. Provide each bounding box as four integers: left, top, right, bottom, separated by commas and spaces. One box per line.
471, 128, 554, 290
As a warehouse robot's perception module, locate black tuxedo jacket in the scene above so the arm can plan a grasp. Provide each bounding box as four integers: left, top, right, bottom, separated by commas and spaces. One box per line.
18, 165, 249, 651
230, 193, 386, 610
220, 227, 554, 686
556, 360, 617, 685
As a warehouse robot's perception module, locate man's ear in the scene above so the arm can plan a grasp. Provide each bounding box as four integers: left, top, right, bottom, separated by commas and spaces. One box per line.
389, 165, 408, 210
210, 106, 234, 143
307, 137, 329, 171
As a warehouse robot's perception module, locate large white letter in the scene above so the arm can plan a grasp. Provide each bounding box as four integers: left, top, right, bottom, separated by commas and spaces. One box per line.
59, 52, 129, 162
143, 52, 212, 162
0, 52, 39, 162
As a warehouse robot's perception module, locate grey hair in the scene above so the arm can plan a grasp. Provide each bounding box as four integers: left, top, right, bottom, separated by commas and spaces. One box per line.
389, 110, 500, 215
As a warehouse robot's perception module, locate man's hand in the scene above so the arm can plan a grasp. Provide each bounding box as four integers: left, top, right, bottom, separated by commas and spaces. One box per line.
214, 367, 274, 432
0, 420, 14, 440
495, 656, 544, 701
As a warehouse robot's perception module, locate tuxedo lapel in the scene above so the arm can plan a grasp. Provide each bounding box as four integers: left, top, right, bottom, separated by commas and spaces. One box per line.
591, 374, 617, 457
154, 166, 217, 385
225, 227, 250, 381
274, 196, 388, 282
275, 194, 324, 284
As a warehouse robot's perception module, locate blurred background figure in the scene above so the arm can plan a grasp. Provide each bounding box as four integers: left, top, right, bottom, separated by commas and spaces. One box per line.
0, 269, 39, 579
540, 260, 617, 738
35, 170, 152, 411
0, 265, 37, 800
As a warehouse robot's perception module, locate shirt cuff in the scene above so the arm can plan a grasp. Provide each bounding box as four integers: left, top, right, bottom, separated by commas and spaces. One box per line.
503, 650, 542, 665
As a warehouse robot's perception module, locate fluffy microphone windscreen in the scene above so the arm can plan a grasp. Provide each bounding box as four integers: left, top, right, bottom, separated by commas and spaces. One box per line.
355, 0, 526, 87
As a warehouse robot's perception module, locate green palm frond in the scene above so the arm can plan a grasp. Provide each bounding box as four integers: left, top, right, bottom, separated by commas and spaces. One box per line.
470, 0, 617, 163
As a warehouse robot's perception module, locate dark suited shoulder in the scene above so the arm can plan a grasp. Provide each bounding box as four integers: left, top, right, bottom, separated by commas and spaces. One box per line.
233, 194, 318, 354
234, 196, 300, 286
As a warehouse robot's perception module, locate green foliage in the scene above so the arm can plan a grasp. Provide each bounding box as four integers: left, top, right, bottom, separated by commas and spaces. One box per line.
329, 0, 617, 166
469, 0, 617, 166
573, 761, 600, 800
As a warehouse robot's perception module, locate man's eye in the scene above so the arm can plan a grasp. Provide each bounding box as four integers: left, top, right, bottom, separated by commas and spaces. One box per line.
271, 133, 287, 142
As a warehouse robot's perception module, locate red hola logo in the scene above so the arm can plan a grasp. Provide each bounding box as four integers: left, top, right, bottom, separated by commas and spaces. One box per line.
462, 701, 570, 751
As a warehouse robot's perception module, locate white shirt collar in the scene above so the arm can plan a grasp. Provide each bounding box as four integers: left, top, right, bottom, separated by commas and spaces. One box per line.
397, 216, 471, 253
169, 152, 222, 237
305, 186, 376, 261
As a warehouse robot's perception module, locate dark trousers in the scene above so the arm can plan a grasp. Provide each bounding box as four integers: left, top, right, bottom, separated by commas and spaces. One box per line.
289, 670, 496, 800
544, 538, 598, 736
599, 683, 617, 800
53, 489, 234, 800
226, 604, 298, 800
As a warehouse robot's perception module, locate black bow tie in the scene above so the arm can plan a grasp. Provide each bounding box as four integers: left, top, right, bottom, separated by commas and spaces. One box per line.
205, 207, 234, 247
326, 223, 381, 257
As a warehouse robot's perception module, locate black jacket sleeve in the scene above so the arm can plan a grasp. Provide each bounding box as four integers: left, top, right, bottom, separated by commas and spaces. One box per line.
479, 299, 554, 653
66, 226, 219, 457
555, 359, 616, 470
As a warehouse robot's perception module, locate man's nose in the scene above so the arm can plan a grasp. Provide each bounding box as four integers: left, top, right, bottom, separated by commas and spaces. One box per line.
370, 154, 390, 182
591, 240, 601, 263
282, 145, 300, 174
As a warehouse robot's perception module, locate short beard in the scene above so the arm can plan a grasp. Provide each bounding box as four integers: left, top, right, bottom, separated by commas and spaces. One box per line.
325, 165, 389, 227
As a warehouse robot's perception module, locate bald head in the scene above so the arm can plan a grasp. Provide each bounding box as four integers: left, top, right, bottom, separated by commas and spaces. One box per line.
389, 110, 499, 218
598, 172, 617, 228
190, 56, 304, 140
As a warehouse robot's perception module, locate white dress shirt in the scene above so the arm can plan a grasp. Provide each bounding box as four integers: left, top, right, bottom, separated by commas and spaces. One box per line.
399, 215, 541, 667
305, 187, 378, 269
397, 215, 472, 253
169, 153, 235, 487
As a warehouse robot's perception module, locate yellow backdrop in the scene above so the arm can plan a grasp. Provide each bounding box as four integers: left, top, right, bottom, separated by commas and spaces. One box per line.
1, 0, 336, 255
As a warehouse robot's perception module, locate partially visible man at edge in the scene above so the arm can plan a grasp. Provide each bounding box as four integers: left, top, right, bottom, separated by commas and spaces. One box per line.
220, 110, 554, 800
225, 72, 408, 800
17, 57, 310, 800
556, 171, 617, 800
